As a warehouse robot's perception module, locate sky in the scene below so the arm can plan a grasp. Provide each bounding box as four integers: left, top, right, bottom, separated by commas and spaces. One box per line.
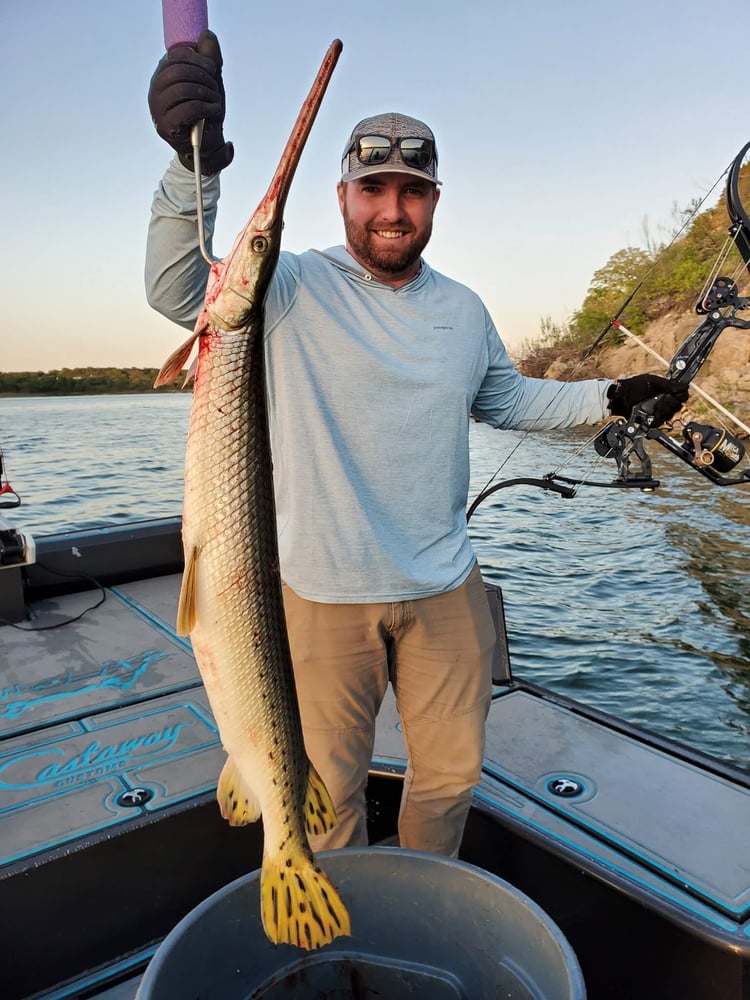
3, 0, 749, 372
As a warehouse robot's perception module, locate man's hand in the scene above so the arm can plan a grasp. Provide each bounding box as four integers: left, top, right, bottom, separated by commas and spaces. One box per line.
607, 374, 689, 426
148, 30, 234, 176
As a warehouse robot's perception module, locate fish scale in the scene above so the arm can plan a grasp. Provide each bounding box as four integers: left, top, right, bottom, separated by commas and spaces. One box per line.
155, 39, 349, 951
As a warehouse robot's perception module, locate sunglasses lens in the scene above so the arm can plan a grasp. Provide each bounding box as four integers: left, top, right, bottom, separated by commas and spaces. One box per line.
351, 135, 436, 172
357, 136, 392, 164
399, 138, 434, 168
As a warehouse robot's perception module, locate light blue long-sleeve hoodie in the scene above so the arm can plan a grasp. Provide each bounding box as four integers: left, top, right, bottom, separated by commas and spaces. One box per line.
146, 159, 610, 602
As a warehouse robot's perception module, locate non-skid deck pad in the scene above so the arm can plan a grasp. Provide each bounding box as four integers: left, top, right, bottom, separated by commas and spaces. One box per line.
112, 574, 185, 633
0, 689, 224, 866
0, 575, 229, 866
0, 577, 195, 738
483, 689, 750, 921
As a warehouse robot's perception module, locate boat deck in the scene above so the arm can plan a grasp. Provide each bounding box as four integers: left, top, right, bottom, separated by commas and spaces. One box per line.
2, 571, 749, 999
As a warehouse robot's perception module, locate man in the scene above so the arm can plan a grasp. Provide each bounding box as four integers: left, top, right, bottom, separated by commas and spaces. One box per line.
145, 33, 687, 857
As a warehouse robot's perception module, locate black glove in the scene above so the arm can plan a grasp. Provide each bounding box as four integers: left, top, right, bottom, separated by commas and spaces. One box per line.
607, 374, 689, 426
148, 30, 234, 176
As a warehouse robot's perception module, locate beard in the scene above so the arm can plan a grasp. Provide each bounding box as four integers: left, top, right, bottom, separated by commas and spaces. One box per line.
342, 206, 433, 278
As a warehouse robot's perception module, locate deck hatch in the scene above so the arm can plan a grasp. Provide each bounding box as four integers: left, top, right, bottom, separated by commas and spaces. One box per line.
483, 689, 750, 921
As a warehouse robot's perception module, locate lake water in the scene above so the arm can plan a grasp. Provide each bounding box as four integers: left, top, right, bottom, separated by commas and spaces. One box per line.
1, 393, 749, 770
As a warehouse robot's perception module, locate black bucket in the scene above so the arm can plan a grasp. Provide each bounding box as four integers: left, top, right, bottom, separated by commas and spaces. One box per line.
137, 847, 585, 999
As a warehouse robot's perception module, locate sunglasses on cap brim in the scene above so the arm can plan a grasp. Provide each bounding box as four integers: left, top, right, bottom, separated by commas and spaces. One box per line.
345, 135, 437, 170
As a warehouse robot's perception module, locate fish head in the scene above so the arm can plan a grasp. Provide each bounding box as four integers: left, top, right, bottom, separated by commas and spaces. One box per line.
203, 216, 282, 334
206, 39, 343, 334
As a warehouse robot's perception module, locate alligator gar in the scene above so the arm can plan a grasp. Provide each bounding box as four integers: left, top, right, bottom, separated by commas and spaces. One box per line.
155, 39, 349, 950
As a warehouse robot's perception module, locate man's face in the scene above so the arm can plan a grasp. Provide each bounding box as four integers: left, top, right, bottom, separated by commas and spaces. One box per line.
337, 174, 440, 286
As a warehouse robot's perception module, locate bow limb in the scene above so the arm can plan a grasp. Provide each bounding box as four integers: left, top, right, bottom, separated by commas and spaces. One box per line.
726, 139, 750, 274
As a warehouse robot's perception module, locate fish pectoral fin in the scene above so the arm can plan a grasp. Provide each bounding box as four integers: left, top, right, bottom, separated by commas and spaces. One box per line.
154, 330, 200, 387
261, 847, 351, 950
217, 756, 261, 826
304, 763, 339, 837
182, 354, 199, 387
176, 545, 199, 636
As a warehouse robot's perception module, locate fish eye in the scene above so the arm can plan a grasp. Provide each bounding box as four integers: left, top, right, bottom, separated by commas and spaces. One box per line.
252, 236, 269, 253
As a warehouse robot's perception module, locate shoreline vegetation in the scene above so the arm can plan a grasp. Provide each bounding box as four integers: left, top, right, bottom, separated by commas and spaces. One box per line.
4, 159, 749, 406
514, 161, 750, 429
515, 158, 750, 379
0, 369, 184, 396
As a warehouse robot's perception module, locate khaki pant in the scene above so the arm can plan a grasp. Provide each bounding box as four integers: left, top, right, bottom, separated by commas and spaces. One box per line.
282, 564, 495, 857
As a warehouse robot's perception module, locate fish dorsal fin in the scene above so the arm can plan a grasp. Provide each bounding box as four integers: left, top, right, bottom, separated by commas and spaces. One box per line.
217, 756, 261, 825
304, 762, 339, 837
176, 545, 199, 636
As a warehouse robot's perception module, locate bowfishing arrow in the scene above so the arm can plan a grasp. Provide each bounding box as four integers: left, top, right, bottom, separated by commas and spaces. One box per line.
161, 0, 214, 264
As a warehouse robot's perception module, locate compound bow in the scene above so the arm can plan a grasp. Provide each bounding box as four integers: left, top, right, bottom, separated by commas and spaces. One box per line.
591, 137, 750, 489
468, 140, 750, 519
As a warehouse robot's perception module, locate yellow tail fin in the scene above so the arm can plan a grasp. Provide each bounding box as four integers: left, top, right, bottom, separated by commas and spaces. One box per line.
260, 845, 351, 950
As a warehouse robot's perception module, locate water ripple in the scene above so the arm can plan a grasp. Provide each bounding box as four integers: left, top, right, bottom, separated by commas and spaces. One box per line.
469, 422, 750, 770
1, 396, 747, 769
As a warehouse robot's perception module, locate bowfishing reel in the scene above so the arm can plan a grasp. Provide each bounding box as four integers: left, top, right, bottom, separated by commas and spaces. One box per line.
682, 421, 745, 472
648, 420, 749, 486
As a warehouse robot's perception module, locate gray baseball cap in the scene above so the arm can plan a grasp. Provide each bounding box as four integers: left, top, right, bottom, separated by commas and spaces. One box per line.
341, 112, 441, 185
